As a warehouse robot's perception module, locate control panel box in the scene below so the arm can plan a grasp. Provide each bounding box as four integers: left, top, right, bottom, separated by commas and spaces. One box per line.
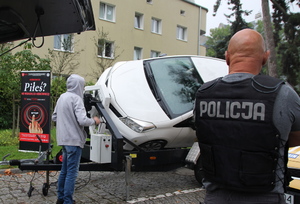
90, 134, 112, 163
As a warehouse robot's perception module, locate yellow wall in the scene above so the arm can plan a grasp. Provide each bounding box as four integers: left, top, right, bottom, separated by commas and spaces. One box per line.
13, 0, 208, 82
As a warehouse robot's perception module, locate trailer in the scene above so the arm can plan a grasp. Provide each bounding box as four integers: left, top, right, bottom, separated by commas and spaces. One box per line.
0, 0, 203, 199
0, 85, 201, 198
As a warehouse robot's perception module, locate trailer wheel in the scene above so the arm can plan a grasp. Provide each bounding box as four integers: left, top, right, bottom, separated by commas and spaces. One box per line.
194, 156, 204, 186
42, 183, 49, 196
54, 149, 63, 164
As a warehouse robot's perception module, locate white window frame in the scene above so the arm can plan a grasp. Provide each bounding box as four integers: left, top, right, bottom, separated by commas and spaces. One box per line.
98, 39, 114, 59
150, 50, 160, 58
99, 2, 115, 22
177, 25, 187, 41
54, 34, 74, 52
151, 18, 162, 34
134, 47, 143, 60
134, 12, 144, 29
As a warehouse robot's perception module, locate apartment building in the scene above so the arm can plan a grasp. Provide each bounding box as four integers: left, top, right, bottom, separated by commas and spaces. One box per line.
18, 0, 208, 82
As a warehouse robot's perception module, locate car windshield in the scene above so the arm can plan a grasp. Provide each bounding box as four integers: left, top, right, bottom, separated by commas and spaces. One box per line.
144, 57, 203, 119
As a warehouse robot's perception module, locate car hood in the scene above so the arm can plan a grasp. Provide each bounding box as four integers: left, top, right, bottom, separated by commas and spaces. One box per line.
108, 60, 171, 123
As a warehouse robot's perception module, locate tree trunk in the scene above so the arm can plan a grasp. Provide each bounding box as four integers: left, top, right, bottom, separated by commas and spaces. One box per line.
12, 94, 16, 137
261, 0, 278, 77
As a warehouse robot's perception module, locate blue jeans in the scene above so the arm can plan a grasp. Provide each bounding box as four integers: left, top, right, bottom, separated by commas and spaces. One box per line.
57, 146, 82, 204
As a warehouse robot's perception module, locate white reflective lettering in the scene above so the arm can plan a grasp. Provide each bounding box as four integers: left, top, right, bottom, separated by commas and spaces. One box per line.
241, 102, 253, 119
199, 101, 207, 117
253, 103, 265, 120
230, 102, 240, 119
225, 101, 230, 118
207, 101, 216, 117
198, 101, 266, 121
216, 101, 224, 118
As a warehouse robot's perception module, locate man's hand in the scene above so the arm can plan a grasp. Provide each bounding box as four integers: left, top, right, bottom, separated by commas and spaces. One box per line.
29, 115, 43, 133
93, 116, 101, 125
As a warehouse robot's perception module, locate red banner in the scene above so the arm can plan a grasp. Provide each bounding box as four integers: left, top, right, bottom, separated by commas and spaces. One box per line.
19, 71, 51, 152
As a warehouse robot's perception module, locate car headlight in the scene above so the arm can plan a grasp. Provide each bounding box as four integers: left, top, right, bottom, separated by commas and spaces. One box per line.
119, 117, 156, 133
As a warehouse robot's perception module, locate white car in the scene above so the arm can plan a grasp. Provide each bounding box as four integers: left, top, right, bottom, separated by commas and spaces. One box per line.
92, 55, 228, 151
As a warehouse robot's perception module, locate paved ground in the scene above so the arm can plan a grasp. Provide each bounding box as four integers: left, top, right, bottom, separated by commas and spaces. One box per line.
0, 167, 205, 204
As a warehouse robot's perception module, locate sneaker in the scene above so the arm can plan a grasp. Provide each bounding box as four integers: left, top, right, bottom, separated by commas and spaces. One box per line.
56, 199, 64, 204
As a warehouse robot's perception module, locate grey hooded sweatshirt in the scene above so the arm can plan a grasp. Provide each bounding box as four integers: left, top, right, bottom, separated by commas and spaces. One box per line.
52, 74, 95, 148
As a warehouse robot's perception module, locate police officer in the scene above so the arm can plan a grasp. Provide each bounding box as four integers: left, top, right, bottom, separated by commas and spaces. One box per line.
194, 29, 300, 204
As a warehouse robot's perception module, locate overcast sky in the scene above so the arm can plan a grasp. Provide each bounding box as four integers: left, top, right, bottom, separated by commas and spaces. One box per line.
195, 0, 299, 35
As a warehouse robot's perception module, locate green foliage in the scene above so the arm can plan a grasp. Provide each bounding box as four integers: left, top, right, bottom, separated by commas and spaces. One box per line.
207, 0, 254, 59
0, 128, 61, 169
51, 77, 67, 105
0, 42, 51, 129
272, 1, 300, 91
0, 129, 19, 146
206, 26, 231, 58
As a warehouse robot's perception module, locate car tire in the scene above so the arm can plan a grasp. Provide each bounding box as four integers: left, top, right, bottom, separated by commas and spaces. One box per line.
138, 140, 167, 151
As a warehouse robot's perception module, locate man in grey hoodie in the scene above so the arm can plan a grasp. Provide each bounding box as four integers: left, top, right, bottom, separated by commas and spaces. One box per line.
52, 74, 100, 204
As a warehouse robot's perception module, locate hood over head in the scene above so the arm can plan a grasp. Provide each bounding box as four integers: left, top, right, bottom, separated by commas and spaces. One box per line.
67, 74, 85, 98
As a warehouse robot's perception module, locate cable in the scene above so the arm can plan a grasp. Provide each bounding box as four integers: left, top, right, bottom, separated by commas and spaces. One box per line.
0, 38, 31, 57
31, 7, 45, 48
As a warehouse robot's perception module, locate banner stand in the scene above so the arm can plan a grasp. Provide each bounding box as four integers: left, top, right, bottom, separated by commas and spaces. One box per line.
19, 71, 51, 152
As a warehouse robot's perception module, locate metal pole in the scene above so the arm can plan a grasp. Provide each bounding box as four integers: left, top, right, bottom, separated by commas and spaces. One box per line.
125, 155, 132, 201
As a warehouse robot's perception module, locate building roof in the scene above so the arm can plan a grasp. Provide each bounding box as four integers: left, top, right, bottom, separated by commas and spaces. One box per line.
182, 0, 208, 11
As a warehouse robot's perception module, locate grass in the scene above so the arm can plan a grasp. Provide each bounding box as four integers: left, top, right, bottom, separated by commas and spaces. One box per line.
0, 128, 61, 170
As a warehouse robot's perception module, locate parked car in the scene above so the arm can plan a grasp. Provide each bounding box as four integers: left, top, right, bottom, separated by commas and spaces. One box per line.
90, 55, 228, 151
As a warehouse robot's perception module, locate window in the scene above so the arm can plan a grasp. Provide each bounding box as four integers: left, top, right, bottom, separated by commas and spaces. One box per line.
98, 39, 114, 58
99, 2, 115, 22
177, 25, 187, 41
54, 34, 74, 52
134, 12, 144, 29
134, 47, 142, 60
144, 57, 203, 118
150, 50, 160, 58
151, 18, 162, 34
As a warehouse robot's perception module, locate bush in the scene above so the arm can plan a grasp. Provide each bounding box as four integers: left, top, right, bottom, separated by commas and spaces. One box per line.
0, 129, 19, 146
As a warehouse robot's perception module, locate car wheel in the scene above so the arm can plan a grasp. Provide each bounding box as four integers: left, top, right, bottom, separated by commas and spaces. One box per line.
194, 155, 204, 186
138, 140, 167, 151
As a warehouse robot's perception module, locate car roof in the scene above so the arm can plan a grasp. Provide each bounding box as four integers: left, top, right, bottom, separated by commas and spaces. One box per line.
0, 0, 95, 44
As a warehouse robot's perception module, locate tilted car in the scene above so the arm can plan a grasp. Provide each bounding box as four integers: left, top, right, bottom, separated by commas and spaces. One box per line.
89, 55, 228, 151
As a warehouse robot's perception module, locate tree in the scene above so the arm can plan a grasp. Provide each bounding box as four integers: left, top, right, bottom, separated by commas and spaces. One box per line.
208, 0, 253, 59
210, 0, 300, 89
47, 34, 82, 107
271, 0, 300, 91
0, 42, 51, 132
89, 27, 123, 81
206, 26, 231, 58
47, 34, 81, 77
262, 0, 278, 77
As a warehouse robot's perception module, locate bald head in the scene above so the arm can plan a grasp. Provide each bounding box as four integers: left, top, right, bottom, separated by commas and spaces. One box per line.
225, 29, 269, 75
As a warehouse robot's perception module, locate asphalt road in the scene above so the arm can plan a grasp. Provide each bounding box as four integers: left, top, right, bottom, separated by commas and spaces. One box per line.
0, 167, 205, 204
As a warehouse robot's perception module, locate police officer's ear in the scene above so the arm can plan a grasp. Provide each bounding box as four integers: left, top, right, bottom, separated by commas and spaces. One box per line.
225, 51, 230, 65
262, 50, 270, 65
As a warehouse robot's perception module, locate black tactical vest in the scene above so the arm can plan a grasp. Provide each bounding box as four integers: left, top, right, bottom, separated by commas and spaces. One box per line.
195, 74, 284, 192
